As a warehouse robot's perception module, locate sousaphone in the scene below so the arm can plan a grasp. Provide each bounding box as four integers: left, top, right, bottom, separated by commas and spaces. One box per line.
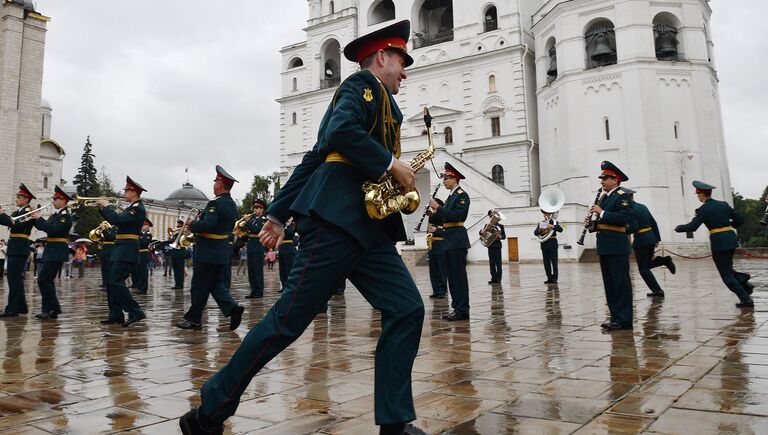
537, 188, 565, 243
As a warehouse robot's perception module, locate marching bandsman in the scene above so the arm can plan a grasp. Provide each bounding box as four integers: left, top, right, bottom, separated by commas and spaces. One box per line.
675, 181, 754, 307
135, 219, 153, 294
168, 220, 187, 289
277, 217, 297, 292
244, 199, 267, 298
626, 189, 676, 298
176, 166, 244, 331
590, 161, 634, 331
534, 209, 563, 284
430, 162, 470, 321
428, 198, 447, 298
97, 177, 147, 327
30, 186, 72, 320
98, 223, 117, 289
180, 20, 425, 435
0, 184, 36, 317
482, 210, 507, 284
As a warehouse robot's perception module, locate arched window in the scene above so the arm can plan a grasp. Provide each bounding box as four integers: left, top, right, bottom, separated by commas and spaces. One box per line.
288, 57, 304, 68
370, 0, 395, 25
488, 75, 496, 92
545, 37, 557, 80
292, 77, 298, 91
491, 165, 504, 185
674, 122, 679, 139
604, 118, 611, 141
43, 176, 48, 189
444, 127, 453, 144
484, 5, 498, 32
491, 117, 501, 137
329, 0, 335, 14
320, 39, 341, 89
585, 19, 617, 69
414, 0, 454, 49
653, 12, 682, 61
292, 112, 297, 125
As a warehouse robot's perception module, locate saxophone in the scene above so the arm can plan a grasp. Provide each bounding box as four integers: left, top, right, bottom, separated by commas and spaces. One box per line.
363, 108, 435, 220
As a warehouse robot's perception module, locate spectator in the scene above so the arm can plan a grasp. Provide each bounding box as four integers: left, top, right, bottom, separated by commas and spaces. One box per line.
265, 249, 276, 270
236, 246, 247, 276
73, 243, 87, 278
34, 243, 44, 277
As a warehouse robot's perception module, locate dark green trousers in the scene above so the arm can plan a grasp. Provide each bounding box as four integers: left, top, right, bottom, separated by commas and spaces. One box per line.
446, 248, 469, 315
108, 261, 144, 320
199, 218, 424, 426
246, 251, 264, 296
36, 261, 62, 314
278, 253, 294, 289
634, 245, 663, 293
488, 247, 502, 282
171, 256, 185, 288
542, 248, 558, 282
428, 250, 447, 296
100, 255, 111, 286
4, 255, 28, 314
184, 262, 237, 324
713, 250, 751, 302
599, 254, 633, 326
135, 261, 149, 293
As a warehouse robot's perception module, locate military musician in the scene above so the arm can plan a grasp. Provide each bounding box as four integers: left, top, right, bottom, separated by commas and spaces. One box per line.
244, 199, 267, 299
175, 166, 244, 331
534, 209, 562, 284
427, 198, 447, 298
98, 222, 117, 289
482, 209, 506, 284
590, 161, 634, 331
135, 219, 153, 294
429, 162, 471, 321
180, 20, 425, 435
96, 177, 147, 327
30, 186, 72, 320
168, 219, 186, 289
0, 184, 36, 317
675, 181, 755, 307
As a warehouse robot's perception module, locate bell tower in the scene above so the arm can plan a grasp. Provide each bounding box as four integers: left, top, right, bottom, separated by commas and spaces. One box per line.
533, 0, 728, 253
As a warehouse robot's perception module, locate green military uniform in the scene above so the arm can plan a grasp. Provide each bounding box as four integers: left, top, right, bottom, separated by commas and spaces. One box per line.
0, 184, 36, 316
534, 217, 562, 283
244, 211, 266, 298
99, 225, 117, 288
135, 229, 152, 294
194, 22, 423, 432
168, 224, 186, 289
486, 220, 506, 283
99, 180, 146, 326
428, 214, 447, 297
627, 195, 674, 297
434, 165, 471, 319
33, 187, 73, 318
675, 181, 752, 305
594, 162, 634, 329
179, 188, 240, 328
277, 221, 297, 291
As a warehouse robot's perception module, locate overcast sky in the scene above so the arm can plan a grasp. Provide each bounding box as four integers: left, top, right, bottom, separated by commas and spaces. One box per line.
39, 0, 763, 202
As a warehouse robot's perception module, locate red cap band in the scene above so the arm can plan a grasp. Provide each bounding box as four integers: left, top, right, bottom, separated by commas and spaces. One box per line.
17, 189, 31, 198
355, 36, 408, 63
53, 191, 68, 200
601, 169, 619, 178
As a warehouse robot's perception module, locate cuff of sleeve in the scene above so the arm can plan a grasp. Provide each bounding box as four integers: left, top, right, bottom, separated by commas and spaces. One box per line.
600, 211, 605, 219
381, 156, 395, 179
267, 214, 283, 226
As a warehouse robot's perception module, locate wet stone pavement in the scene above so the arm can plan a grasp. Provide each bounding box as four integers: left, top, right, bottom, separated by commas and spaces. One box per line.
0, 259, 767, 434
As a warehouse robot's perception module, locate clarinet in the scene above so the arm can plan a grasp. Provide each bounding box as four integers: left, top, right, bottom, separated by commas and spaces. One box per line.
415, 181, 442, 232
577, 188, 604, 246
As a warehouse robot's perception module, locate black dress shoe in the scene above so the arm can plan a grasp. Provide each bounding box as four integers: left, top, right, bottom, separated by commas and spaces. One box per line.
170, 286, 183, 290
544, 280, 552, 284
445, 312, 469, 321
603, 322, 632, 331
179, 407, 223, 435
34, 311, 58, 320
744, 282, 755, 296
100, 318, 124, 325
245, 294, 262, 299
736, 300, 755, 308
665, 256, 676, 274
600, 321, 611, 329
123, 313, 146, 327
0, 312, 19, 318
176, 320, 202, 330
429, 294, 446, 299
646, 291, 665, 298
229, 306, 244, 331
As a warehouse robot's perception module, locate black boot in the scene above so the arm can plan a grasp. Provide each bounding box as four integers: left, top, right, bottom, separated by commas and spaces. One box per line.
179, 408, 223, 435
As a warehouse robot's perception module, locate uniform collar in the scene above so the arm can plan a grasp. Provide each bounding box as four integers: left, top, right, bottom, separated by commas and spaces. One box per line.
450, 184, 461, 195
605, 186, 620, 196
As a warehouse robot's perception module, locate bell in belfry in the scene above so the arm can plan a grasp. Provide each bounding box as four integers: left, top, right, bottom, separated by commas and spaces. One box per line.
654, 24, 678, 58
590, 29, 615, 61
547, 46, 558, 77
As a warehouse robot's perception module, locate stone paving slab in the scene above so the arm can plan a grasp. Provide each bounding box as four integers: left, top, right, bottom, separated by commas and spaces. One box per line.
0, 258, 765, 433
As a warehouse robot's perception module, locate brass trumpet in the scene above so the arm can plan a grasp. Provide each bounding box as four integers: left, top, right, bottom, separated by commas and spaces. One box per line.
232, 213, 253, 238
73, 196, 122, 208
10, 203, 54, 224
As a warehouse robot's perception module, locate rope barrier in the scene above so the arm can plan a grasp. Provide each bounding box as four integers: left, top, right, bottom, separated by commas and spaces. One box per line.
654, 247, 768, 260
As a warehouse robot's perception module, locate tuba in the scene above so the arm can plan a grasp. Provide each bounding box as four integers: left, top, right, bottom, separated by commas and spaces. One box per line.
480, 210, 504, 248
536, 188, 565, 243
362, 108, 435, 220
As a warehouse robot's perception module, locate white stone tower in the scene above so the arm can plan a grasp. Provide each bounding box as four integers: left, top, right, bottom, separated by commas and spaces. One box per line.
532, 0, 728, 252
0, 0, 49, 205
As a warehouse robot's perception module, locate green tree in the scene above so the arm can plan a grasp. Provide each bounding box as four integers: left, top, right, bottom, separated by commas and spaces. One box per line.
238, 174, 276, 215
733, 188, 768, 247
72, 136, 100, 197
97, 167, 119, 197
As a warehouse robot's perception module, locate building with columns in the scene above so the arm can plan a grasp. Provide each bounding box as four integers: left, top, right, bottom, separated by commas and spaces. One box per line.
278, 0, 729, 262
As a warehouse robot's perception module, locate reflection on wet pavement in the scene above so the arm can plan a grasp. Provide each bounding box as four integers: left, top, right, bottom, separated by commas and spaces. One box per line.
0, 259, 766, 433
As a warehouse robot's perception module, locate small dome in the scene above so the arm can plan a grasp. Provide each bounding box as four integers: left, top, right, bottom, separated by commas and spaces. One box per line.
165, 182, 209, 202
12, 0, 35, 12
41, 98, 51, 110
